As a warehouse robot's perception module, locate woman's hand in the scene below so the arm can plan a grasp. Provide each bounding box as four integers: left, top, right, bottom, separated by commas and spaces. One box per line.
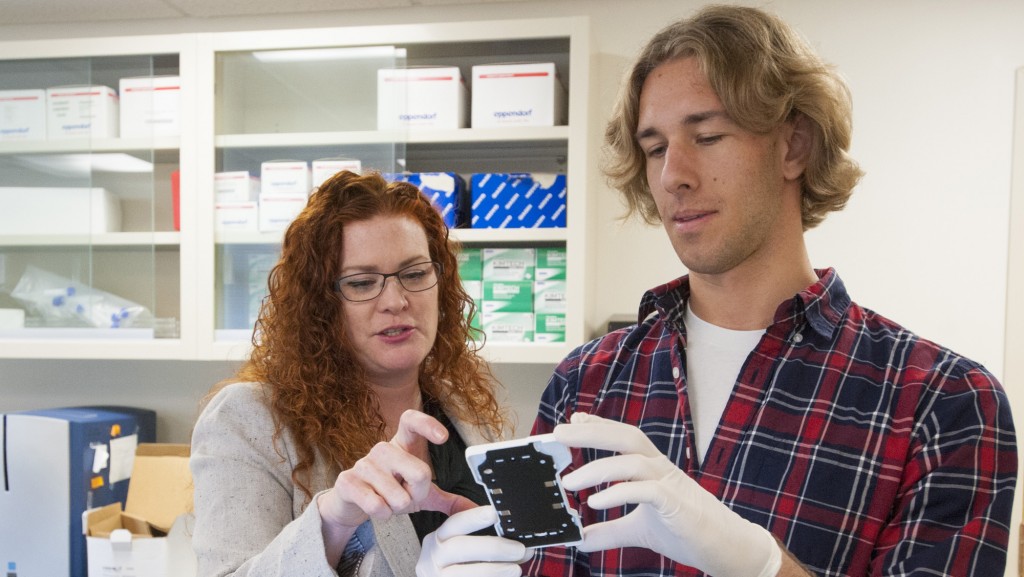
317, 409, 476, 564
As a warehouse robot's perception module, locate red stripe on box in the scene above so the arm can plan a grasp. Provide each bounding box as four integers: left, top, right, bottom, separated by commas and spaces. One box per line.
479, 72, 551, 79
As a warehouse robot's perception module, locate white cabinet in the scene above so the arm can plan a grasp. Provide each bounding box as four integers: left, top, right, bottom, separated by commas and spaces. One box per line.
0, 35, 196, 360
0, 17, 593, 364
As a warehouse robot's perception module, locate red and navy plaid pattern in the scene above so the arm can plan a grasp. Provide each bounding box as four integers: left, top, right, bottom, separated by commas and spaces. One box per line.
526, 268, 1017, 576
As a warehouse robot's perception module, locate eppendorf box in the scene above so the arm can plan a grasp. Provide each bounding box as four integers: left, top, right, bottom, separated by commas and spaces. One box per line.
312, 158, 362, 189
258, 194, 306, 232
261, 160, 311, 197
84, 444, 196, 577
0, 187, 121, 234
215, 171, 260, 203
46, 85, 119, 139
0, 89, 47, 141
471, 62, 566, 128
119, 76, 180, 138
377, 67, 467, 130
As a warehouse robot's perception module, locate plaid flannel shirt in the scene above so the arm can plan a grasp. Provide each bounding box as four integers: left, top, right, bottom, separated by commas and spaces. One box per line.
526, 268, 1017, 576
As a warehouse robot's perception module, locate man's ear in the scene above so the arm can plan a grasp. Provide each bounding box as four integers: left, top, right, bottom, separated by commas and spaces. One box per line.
782, 112, 813, 181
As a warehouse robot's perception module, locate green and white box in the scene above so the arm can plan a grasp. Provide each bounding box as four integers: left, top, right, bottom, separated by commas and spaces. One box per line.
462, 279, 483, 300
482, 312, 534, 342
535, 313, 566, 343
458, 248, 483, 281
483, 248, 535, 281
533, 280, 567, 314
483, 280, 533, 313
535, 247, 567, 281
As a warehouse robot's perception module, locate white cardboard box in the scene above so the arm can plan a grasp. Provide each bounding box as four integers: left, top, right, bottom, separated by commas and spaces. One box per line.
46, 85, 119, 139
258, 194, 306, 232
0, 187, 121, 234
471, 63, 566, 128
0, 89, 47, 141
84, 444, 196, 577
260, 160, 310, 197
119, 76, 181, 138
312, 158, 362, 189
214, 201, 259, 232
215, 171, 260, 202
377, 67, 467, 130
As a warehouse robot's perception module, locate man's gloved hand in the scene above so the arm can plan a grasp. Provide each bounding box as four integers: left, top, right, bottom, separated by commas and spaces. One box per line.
416, 505, 530, 577
554, 412, 782, 577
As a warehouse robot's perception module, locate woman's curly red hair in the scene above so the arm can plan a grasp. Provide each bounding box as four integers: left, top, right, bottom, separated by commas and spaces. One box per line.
218, 170, 509, 499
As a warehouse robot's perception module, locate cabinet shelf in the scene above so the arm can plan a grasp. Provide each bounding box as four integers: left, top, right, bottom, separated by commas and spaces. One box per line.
0, 137, 181, 155
214, 228, 566, 246
1, 232, 181, 247
216, 126, 568, 149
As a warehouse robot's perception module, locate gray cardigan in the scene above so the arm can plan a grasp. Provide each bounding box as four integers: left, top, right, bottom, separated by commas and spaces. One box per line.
190, 381, 494, 577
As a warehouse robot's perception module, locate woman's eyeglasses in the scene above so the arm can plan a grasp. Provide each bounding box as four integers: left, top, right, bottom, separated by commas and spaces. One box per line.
333, 261, 442, 302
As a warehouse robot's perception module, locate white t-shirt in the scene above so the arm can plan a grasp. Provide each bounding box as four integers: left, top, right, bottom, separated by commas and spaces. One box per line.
683, 303, 765, 464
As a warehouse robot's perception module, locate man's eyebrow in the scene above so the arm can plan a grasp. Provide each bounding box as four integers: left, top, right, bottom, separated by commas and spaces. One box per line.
635, 109, 729, 141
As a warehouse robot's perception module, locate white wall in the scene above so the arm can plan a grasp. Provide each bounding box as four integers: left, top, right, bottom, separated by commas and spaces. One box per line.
2, 1, 1023, 573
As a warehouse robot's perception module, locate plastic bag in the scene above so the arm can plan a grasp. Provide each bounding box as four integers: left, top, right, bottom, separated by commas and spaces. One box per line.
10, 265, 154, 329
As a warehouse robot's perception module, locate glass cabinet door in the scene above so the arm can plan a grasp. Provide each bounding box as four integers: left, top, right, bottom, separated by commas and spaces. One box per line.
0, 53, 181, 343
212, 45, 405, 343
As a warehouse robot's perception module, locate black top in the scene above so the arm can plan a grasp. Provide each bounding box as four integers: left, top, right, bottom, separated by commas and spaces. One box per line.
408, 398, 490, 542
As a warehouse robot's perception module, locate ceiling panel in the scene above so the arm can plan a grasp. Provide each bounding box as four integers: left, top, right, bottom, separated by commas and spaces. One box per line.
0, 0, 535, 25
0, 0, 183, 25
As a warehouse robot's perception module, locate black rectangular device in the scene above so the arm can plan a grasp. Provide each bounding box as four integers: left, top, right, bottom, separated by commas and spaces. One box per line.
465, 434, 583, 548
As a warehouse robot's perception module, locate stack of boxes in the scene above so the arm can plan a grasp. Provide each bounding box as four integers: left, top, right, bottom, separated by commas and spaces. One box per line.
214, 159, 361, 233
0, 76, 181, 142
459, 247, 567, 343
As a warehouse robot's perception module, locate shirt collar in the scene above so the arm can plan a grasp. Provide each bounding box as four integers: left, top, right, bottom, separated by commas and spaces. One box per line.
637, 267, 851, 339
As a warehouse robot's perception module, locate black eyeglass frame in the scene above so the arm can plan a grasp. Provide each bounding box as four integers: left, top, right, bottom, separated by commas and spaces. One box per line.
332, 261, 443, 302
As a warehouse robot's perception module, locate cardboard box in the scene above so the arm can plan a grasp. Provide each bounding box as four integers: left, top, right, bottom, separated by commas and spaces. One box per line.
47, 85, 119, 139
312, 158, 362, 189
483, 248, 535, 281
533, 280, 567, 314
470, 173, 567, 229
535, 247, 567, 281
84, 444, 196, 577
0, 187, 121, 234
258, 194, 306, 232
457, 247, 483, 281
118, 76, 180, 138
462, 280, 482, 300
385, 172, 470, 228
377, 67, 467, 130
0, 89, 47, 141
260, 160, 310, 197
482, 312, 534, 342
471, 62, 566, 128
482, 280, 533, 313
214, 201, 259, 232
215, 171, 260, 203
535, 313, 566, 343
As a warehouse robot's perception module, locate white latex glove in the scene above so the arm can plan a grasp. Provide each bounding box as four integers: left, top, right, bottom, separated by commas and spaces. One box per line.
417, 505, 530, 577
555, 412, 782, 577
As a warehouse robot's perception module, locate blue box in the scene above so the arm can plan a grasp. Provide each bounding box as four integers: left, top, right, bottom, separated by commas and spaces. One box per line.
470, 173, 567, 229
384, 172, 470, 228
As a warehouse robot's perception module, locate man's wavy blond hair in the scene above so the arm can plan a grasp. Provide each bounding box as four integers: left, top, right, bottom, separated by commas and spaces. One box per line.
604, 4, 863, 230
